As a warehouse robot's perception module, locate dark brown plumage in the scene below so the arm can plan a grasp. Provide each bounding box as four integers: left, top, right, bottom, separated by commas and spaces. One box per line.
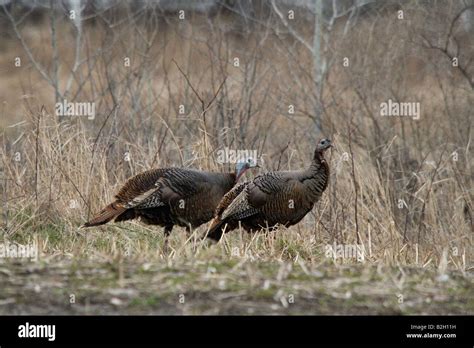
82, 158, 258, 235
207, 138, 332, 241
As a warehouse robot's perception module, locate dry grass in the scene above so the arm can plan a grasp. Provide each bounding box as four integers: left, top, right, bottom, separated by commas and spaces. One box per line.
0, 1, 472, 314
1, 258, 472, 315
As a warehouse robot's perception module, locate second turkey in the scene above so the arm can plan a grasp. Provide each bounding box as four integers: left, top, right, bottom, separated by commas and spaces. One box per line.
207, 138, 333, 241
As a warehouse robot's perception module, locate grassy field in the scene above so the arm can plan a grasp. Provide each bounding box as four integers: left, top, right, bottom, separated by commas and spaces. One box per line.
2, 252, 473, 315
0, 223, 472, 315
0, 1, 473, 315
2, 257, 473, 315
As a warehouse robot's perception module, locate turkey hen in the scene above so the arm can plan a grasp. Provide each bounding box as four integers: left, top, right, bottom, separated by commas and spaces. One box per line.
207, 139, 332, 241
82, 158, 258, 236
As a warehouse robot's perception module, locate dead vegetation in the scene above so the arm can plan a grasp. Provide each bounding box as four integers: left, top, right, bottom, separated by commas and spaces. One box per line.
0, 1, 472, 314
1, 257, 472, 315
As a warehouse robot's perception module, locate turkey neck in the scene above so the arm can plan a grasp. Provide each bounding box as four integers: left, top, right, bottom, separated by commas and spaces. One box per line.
303, 148, 330, 200
308, 147, 328, 170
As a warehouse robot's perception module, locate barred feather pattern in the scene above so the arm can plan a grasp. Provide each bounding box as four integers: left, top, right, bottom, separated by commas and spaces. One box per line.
214, 181, 249, 217
221, 183, 258, 220
207, 149, 330, 239
83, 167, 237, 230
206, 182, 249, 240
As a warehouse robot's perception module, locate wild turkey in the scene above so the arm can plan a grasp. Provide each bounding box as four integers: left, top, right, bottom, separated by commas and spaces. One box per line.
206, 138, 332, 241
82, 158, 258, 236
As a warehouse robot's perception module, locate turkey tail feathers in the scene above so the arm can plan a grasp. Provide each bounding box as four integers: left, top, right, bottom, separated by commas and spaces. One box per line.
81, 202, 127, 228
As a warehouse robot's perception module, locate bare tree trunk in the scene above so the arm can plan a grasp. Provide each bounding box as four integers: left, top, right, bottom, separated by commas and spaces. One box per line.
49, 0, 61, 107
312, 0, 325, 132
313, 0, 324, 97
